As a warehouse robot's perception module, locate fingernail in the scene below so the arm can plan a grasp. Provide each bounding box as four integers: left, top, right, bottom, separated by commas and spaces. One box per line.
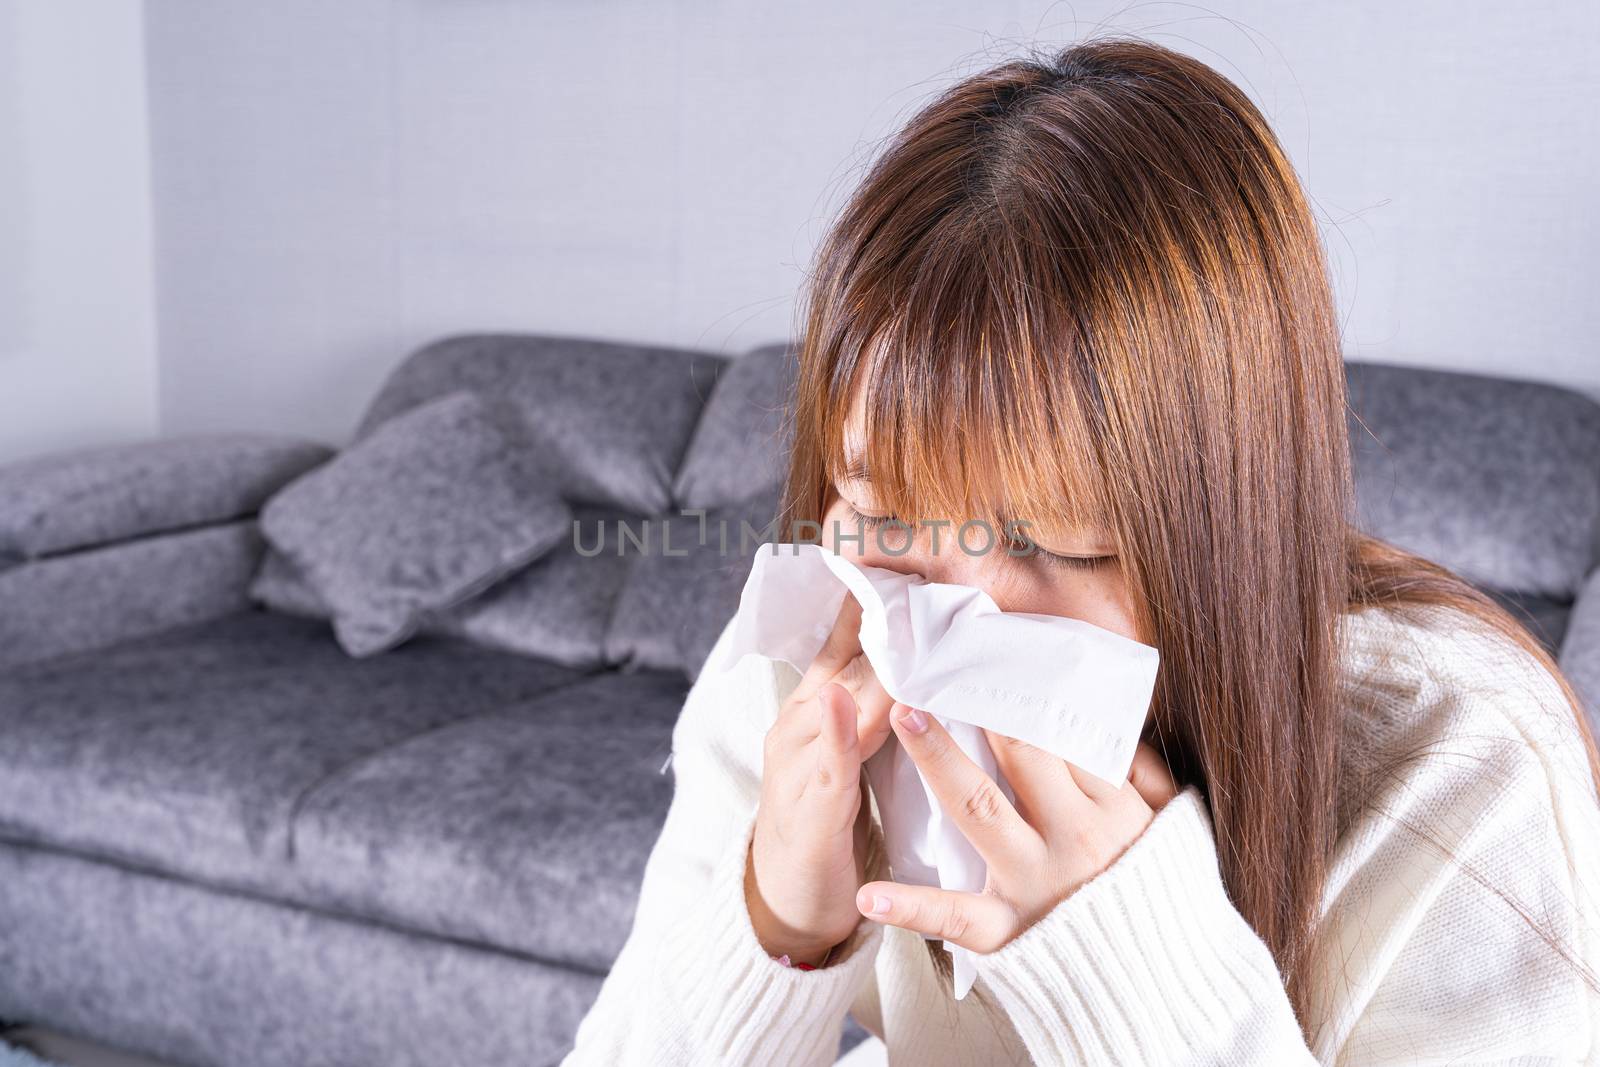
869, 894, 892, 914
893, 704, 928, 735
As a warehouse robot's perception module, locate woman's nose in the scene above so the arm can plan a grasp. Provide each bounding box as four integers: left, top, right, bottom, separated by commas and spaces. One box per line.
858, 522, 988, 587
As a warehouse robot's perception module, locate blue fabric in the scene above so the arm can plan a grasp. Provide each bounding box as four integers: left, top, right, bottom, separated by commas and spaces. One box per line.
0, 1040, 63, 1066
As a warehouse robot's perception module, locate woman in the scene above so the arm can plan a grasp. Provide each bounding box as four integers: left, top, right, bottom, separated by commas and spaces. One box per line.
563, 36, 1600, 1065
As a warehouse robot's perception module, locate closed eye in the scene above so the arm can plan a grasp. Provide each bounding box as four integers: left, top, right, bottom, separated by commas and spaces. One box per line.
841, 501, 902, 532
841, 502, 1115, 572
1010, 535, 1117, 572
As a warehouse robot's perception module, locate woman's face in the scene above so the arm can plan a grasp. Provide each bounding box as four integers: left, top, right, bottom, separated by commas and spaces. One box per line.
818, 383, 1140, 646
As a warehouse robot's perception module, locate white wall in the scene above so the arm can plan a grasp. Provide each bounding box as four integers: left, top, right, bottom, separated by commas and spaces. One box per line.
0, 0, 159, 464
6, 1, 1598, 459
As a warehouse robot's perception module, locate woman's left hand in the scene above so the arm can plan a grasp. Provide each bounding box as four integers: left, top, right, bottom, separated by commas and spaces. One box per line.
854, 701, 1180, 952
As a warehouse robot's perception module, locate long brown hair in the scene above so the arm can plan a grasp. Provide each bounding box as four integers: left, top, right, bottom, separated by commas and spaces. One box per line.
774, 35, 1600, 1041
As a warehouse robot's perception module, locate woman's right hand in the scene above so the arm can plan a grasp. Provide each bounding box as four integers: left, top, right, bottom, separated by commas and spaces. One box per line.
745, 595, 897, 966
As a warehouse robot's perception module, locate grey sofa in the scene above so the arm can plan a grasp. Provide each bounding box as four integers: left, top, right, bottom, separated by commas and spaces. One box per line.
1, 333, 1597, 1067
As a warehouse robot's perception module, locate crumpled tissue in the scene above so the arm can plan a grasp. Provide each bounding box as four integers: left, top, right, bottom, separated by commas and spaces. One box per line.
698, 541, 1161, 999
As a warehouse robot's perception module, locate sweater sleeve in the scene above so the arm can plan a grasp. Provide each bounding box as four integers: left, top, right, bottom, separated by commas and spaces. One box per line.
971, 784, 1319, 1065
973, 728, 1600, 1066
560, 646, 886, 1067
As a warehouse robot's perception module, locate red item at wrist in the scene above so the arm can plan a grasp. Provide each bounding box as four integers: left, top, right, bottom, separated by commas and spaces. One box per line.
772, 952, 821, 971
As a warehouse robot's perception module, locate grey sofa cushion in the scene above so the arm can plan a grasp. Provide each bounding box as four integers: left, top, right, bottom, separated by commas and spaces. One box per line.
1562, 567, 1600, 737
251, 507, 635, 670
0, 610, 585, 921
602, 489, 782, 679
0, 837, 605, 1067
671, 341, 798, 510
355, 333, 726, 516
0, 521, 264, 671
289, 670, 688, 972
260, 391, 572, 657
1480, 587, 1571, 660
0, 433, 331, 559
428, 510, 637, 669
247, 546, 330, 620
1346, 361, 1600, 600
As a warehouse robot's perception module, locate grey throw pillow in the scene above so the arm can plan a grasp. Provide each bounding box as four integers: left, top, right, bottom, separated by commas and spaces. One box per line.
249, 506, 635, 670
259, 390, 572, 657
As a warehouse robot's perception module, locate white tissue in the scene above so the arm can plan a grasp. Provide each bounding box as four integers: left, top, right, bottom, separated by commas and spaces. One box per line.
699, 541, 1161, 999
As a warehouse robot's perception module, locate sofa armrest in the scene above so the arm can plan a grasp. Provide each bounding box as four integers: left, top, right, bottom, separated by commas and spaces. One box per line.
0, 520, 265, 671
1560, 566, 1600, 738
0, 433, 332, 560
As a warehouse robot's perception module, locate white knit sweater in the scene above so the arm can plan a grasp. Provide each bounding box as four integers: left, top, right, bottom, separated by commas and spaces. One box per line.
561, 602, 1600, 1065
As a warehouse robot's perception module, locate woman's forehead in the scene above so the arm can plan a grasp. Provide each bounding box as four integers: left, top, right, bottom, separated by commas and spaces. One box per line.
835, 345, 1113, 545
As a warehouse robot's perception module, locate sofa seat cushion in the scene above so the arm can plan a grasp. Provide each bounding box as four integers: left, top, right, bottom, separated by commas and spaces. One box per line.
287, 670, 688, 971
0, 609, 586, 903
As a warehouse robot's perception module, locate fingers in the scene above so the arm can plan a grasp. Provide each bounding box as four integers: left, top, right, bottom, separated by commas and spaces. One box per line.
814, 683, 860, 788
1064, 762, 1124, 804
809, 683, 863, 835
981, 728, 1086, 833
982, 732, 1178, 818
1125, 739, 1179, 810
890, 703, 1043, 874
837, 654, 896, 759
781, 593, 897, 758
855, 880, 1017, 953
802, 595, 865, 685
813, 597, 894, 741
